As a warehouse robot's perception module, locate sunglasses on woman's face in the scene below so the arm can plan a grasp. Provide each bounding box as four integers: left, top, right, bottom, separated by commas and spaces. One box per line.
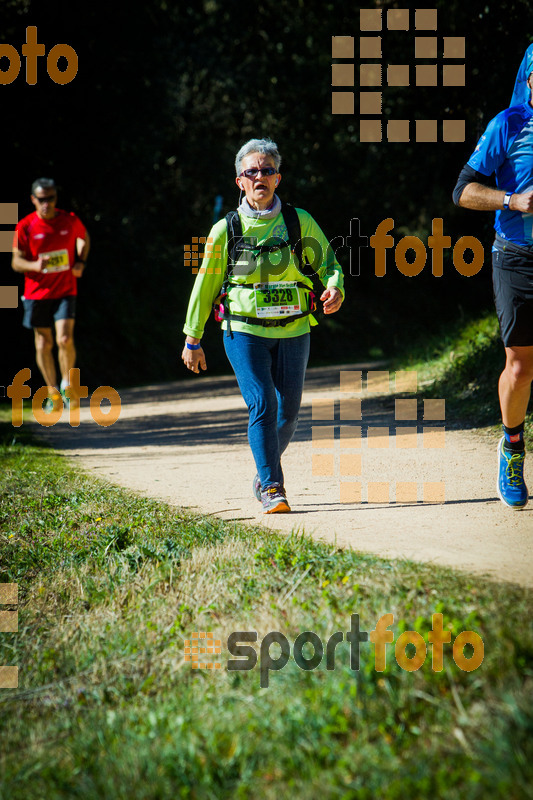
239, 167, 277, 178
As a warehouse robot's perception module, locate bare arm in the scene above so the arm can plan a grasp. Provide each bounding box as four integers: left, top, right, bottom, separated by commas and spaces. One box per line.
11, 248, 44, 274
459, 183, 533, 213
73, 231, 91, 277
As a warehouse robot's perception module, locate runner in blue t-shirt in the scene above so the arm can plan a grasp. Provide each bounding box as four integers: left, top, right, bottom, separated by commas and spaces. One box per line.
453, 48, 533, 510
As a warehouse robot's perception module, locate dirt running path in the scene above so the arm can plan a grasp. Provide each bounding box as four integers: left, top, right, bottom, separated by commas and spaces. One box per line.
37, 365, 532, 588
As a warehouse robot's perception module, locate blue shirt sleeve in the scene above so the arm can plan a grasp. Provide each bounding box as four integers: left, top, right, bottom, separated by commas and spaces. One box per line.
467, 111, 509, 177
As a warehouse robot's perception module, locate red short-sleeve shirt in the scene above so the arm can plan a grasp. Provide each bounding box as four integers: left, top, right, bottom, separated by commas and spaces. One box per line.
15, 209, 87, 300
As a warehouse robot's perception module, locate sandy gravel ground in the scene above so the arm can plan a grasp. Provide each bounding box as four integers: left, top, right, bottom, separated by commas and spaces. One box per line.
35, 364, 532, 588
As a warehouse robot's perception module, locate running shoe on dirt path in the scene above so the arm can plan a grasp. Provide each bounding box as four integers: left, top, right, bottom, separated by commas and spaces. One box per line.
261, 484, 291, 514
497, 436, 528, 509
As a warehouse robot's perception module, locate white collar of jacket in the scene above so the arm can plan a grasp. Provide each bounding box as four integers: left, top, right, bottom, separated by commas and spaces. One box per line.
237, 194, 282, 220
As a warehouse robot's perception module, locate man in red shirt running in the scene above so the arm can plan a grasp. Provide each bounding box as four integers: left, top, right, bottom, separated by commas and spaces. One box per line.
12, 178, 90, 409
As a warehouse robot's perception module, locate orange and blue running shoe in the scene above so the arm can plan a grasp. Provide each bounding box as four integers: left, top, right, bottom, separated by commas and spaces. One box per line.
261, 484, 291, 514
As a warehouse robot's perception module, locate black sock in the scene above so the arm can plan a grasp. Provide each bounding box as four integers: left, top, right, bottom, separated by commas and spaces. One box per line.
503, 422, 525, 453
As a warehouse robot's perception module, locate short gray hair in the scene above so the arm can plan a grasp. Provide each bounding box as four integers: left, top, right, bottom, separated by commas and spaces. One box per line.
235, 138, 281, 175
31, 177, 56, 194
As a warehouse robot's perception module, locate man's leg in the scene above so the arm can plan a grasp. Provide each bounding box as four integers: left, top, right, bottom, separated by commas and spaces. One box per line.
498, 345, 533, 427
55, 317, 76, 387
492, 249, 533, 507
34, 327, 57, 390
497, 345, 532, 508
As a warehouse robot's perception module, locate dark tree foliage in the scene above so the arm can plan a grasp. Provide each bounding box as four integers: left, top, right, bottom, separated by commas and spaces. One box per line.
1, 0, 532, 388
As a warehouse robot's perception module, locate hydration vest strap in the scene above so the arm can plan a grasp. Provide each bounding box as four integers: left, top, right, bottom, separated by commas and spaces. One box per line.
225, 201, 303, 271
220, 307, 315, 327
217, 201, 321, 326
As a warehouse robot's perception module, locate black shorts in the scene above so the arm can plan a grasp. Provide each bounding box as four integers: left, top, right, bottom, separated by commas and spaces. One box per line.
492, 248, 533, 347
22, 295, 76, 330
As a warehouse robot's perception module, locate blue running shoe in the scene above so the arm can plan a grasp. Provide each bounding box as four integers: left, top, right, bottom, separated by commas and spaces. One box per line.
497, 437, 528, 509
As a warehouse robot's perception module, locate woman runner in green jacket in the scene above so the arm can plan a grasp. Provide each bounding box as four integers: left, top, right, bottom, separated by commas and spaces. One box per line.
182, 138, 344, 513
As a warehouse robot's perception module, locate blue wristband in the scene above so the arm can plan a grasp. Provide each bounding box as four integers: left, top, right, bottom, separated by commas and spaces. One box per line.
186, 342, 202, 350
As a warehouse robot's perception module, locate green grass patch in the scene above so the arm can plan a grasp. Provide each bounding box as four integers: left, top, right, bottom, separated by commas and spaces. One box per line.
0, 418, 532, 799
